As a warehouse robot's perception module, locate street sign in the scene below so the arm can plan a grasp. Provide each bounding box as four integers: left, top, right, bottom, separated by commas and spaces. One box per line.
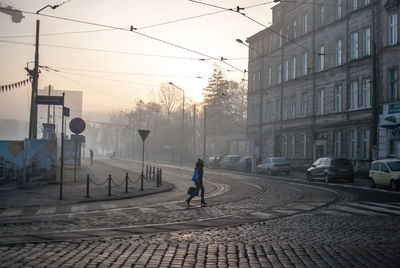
63, 107, 70, 117
138, 129, 150, 141
36, 95, 64, 105
71, 134, 86, 142
69, 118, 86, 134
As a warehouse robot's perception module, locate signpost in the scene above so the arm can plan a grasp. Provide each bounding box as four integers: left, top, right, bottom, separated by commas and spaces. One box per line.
138, 129, 150, 191
69, 118, 86, 183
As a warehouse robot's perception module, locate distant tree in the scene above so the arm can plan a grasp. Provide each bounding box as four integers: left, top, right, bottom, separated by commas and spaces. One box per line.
158, 82, 183, 115
202, 66, 247, 135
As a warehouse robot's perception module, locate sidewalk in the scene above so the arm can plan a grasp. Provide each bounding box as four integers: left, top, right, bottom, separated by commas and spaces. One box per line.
0, 158, 174, 210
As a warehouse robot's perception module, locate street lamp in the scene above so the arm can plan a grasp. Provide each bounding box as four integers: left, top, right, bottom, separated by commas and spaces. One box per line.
237, 38, 263, 167
168, 82, 185, 165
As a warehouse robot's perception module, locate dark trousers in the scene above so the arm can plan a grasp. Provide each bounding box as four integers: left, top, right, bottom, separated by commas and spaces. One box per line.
187, 182, 205, 203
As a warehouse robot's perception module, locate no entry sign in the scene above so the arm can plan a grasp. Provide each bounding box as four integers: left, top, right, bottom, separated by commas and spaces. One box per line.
69, 118, 86, 134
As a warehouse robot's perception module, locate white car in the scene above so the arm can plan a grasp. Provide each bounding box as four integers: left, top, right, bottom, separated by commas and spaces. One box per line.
369, 159, 400, 190
256, 157, 290, 175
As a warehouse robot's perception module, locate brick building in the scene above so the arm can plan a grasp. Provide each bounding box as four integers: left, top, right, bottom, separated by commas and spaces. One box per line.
246, 0, 400, 172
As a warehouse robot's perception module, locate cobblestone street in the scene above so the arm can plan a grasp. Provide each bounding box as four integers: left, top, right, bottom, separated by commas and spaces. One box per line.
1, 159, 400, 267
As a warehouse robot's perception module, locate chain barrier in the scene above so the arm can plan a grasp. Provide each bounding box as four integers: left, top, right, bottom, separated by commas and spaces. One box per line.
85, 167, 162, 197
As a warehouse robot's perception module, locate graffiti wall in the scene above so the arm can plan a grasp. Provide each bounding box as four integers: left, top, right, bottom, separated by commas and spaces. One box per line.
25, 140, 57, 183
0, 141, 24, 187
0, 139, 57, 188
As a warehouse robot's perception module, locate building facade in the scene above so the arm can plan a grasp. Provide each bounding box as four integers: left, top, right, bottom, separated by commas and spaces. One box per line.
246, 0, 400, 171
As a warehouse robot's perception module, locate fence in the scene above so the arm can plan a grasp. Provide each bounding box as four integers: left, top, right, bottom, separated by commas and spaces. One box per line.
86, 165, 162, 198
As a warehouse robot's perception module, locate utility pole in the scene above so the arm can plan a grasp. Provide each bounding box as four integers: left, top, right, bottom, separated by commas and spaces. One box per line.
27, 20, 40, 139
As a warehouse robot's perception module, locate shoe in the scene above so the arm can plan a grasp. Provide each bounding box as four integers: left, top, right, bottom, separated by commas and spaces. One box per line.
186, 199, 190, 206
201, 202, 207, 207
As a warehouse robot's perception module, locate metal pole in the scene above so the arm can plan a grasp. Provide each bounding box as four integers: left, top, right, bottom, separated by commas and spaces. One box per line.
86, 175, 90, 198
181, 91, 184, 165
73, 139, 78, 183
371, 0, 378, 160
125, 173, 128, 193
141, 140, 145, 191
60, 93, 65, 200
108, 174, 111, 196
203, 105, 206, 161
193, 104, 196, 160
47, 85, 51, 123
28, 20, 40, 139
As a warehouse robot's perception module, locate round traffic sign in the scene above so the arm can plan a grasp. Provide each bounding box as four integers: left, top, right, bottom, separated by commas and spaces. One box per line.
69, 118, 86, 134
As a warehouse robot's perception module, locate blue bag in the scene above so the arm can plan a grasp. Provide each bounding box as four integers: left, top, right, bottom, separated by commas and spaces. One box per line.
192, 168, 199, 183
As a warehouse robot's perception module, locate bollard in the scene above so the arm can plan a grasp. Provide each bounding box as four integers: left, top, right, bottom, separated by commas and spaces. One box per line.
108, 174, 112, 196
125, 173, 129, 193
160, 168, 162, 186
152, 166, 155, 181
146, 165, 149, 179
86, 175, 90, 198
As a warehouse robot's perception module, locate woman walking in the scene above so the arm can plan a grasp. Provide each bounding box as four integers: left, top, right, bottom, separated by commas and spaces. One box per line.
186, 158, 206, 207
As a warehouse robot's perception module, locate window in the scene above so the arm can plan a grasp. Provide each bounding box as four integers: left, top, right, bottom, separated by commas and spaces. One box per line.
292, 57, 297, 79
275, 99, 280, 120
381, 163, 389, 172
362, 28, 371, 57
278, 64, 282, 84
269, 35, 273, 52
349, 130, 358, 159
335, 39, 342, 66
350, 0, 358, 11
290, 95, 296, 119
292, 20, 297, 39
302, 53, 308, 76
317, 88, 324, 115
251, 73, 256, 92
279, 30, 283, 47
350, 81, 358, 110
350, 32, 359, 59
282, 134, 287, 157
267, 67, 272, 87
388, 14, 398, 46
284, 60, 289, 82
319, 6, 325, 27
363, 0, 370, 6
318, 46, 325, 72
302, 14, 308, 35
265, 102, 272, 122
361, 78, 371, 108
334, 131, 341, 157
301, 92, 307, 117
361, 129, 370, 159
336, 0, 342, 20
289, 135, 295, 158
388, 68, 398, 101
334, 86, 342, 112
301, 133, 307, 158
282, 97, 288, 120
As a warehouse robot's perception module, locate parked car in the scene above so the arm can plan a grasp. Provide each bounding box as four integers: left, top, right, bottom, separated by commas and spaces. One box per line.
220, 155, 241, 170
369, 159, 400, 190
206, 155, 224, 168
306, 157, 354, 183
256, 157, 290, 175
235, 156, 253, 172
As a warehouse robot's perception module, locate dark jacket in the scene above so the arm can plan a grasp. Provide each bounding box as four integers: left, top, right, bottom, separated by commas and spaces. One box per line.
196, 159, 204, 185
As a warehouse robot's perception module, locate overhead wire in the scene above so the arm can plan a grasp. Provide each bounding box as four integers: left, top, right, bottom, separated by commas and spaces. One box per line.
0, 6, 245, 73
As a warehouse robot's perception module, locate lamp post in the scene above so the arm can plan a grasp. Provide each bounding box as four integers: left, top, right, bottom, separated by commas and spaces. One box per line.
168, 82, 185, 165
237, 38, 263, 166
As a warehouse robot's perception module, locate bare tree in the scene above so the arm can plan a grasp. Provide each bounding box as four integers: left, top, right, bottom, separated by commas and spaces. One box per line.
158, 82, 183, 115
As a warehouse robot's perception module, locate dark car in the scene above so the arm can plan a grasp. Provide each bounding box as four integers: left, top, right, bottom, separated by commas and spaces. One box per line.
220, 155, 241, 170
235, 156, 253, 172
307, 157, 354, 183
206, 155, 224, 168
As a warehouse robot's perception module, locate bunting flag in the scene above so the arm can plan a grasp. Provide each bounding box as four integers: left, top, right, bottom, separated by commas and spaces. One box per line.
0, 78, 30, 93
